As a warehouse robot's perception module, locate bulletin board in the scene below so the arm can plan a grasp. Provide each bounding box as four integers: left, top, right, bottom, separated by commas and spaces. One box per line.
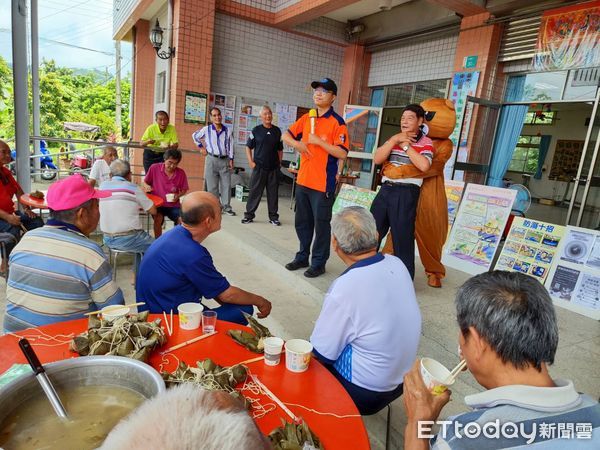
548, 140, 585, 181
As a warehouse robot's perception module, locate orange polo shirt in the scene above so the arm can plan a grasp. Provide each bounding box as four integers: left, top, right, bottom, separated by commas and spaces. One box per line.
288, 107, 349, 193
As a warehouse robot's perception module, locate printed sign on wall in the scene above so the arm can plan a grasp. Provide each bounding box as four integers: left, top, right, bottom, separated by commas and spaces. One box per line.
444, 180, 465, 231
494, 217, 566, 282
443, 183, 516, 275
545, 226, 600, 320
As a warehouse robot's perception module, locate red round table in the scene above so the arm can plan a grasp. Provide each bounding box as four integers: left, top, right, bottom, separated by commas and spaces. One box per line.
0, 317, 370, 449
19, 192, 48, 210
145, 193, 164, 207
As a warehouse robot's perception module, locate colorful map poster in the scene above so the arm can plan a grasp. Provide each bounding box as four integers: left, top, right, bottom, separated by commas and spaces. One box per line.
494, 218, 565, 283
184, 91, 207, 124
545, 225, 600, 320
332, 184, 378, 215
443, 183, 516, 275
445, 180, 465, 230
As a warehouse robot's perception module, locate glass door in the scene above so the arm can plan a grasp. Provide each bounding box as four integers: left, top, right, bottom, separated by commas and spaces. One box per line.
342, 105, 383, 190
567, 87, 600, 227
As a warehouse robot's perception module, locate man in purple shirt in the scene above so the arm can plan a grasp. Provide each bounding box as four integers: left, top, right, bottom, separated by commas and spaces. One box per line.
143, 149, 189, 237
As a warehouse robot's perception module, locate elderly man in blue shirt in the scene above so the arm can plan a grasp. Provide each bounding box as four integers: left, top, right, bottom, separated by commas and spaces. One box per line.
192, 107, 236, 216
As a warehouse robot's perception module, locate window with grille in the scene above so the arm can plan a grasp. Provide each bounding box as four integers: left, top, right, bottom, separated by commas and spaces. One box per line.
156, 71, 166, 104
384, 79, 450, 106
508, 135, 541, 174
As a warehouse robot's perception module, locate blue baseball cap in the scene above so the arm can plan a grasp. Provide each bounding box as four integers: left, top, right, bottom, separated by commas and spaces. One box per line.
311, 78, 338, 95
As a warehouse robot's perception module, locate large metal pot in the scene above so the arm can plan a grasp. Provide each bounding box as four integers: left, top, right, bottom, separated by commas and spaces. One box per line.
0, 356, 165, 424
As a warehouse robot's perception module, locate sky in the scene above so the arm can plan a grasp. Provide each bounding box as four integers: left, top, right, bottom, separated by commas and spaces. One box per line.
0, 0, 132, 75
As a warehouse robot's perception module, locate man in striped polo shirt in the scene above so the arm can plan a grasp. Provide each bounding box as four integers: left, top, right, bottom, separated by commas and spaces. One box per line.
3, 174, 125, 332
371, 104, 434, 279
403, 271, 600, 449
99, 159, 157, 274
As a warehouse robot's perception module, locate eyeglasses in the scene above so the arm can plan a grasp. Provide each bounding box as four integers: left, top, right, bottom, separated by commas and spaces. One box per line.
313, 87, 332, 95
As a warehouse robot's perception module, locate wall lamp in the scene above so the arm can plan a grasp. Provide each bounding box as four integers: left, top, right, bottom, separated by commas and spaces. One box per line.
150, 20, 176, 60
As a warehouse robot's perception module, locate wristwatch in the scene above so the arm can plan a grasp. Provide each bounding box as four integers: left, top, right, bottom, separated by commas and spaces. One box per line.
402, 144, 410, 151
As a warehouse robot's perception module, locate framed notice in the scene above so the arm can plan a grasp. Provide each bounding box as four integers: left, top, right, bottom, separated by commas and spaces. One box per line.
332, 184, 378, 215
443, 183, 516, 275
494, 218, 565, 283
545, 226, 600, 320
184, 91, 208, 124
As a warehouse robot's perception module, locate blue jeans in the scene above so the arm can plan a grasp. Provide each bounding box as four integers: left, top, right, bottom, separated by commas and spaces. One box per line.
103, 230, 154, 274
0, 211, 44, 255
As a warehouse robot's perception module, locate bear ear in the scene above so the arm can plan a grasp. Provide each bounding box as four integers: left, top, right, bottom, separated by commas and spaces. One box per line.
445, 99, 455, 110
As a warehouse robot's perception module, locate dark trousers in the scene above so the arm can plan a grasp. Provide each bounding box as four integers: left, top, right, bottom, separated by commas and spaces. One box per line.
321, 361, 403, 415
244, 166, 279, 220
294, 185, 333, 269
143, 149, 164, 173
370, 182, 420, 279
0, 211, 44, 255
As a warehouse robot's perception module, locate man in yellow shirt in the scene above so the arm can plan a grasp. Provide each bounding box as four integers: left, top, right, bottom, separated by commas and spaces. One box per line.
140, 111, 179, 172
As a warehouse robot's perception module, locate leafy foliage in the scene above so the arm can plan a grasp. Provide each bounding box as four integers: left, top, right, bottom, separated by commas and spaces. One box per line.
0, 57, 130, 144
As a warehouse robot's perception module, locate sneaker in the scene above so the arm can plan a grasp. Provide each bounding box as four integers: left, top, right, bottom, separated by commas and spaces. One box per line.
223, 209, 236, 216
285, 260, 309, 271
241, 217, 253, 224
304, 266, 326, 278
269, 219, 281, 226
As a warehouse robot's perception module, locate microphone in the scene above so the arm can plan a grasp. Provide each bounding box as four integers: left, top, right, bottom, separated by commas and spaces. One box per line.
309, 109, 317, 134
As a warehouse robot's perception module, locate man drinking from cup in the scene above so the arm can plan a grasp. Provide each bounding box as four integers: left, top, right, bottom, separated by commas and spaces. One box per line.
403, 271, 600, 449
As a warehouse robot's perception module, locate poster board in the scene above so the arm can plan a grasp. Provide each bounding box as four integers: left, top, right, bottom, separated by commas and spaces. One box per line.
274, 103, 298, 153
494, 217, 566, 283
184, 91, 208, 124
209, 93, 236, 127
548, 140, 585, 181
445, 180, 465, 230
544, 226, 600, 320
443, 183, 516, 275
332, 184, 377, 215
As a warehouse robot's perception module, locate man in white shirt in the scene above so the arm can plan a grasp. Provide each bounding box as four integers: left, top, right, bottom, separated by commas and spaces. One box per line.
310, 206, 422, 415
192, 107, 236, 216
89, 146, 118, 187
99, 159, 156, 273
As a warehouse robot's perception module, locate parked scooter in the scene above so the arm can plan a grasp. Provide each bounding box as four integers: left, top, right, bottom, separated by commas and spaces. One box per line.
9, 141, 58, 180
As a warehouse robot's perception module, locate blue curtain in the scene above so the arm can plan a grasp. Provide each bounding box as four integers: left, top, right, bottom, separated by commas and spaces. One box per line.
534, 135, 552, 180
488, 76, 528, 187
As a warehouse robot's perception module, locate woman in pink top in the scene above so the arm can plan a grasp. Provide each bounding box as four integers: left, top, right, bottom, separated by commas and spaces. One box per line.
143, 149, 189, 237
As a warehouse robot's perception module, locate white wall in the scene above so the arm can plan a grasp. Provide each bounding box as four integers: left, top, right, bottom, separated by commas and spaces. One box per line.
211, 13, 345, 169
152, 7, 170, 114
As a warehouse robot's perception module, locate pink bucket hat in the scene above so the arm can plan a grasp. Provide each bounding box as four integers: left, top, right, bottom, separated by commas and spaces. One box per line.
46, 174, 112, 211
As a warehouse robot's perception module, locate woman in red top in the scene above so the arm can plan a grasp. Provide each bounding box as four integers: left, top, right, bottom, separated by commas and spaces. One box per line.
0, 140, 44, 271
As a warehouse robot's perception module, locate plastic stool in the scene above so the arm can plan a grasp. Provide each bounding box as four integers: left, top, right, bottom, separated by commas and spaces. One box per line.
108, 247, 143, 283
0, 233, 17, 279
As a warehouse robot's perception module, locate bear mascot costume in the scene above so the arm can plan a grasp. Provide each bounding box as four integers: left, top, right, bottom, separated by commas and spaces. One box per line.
381, 98, 456, 288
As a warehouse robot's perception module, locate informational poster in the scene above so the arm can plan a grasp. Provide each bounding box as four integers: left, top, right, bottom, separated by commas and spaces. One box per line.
209, 93, 236, 128
545, 226, 600, 319
213, 93, 226, 108
223, 109, 235, 125
444, 180, 465, 230
332, 184, 378, 215
443, 183, 516, 275
225, 95, 236, 110
494, 218, 566, 282
184, 91, 207, 124
237, 130, 249, 145
275, 103, 299, 153
446, 71, 480, 181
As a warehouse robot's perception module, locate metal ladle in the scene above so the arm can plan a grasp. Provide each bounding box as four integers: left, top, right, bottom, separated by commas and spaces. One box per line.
18, 338, 69, 419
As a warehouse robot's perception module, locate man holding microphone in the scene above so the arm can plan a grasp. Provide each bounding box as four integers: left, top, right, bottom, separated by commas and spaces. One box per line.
283, 78, 349, 278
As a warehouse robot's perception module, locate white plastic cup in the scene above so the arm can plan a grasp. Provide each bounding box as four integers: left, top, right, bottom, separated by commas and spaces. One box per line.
177, 303, 204, 330
420, 357, 454, 395
284, 339, 313, 373
160, 140, 169, 148
101, 306, 130, 321
263, 337, 284, 366
166, 193, 176, 202
202, 310, 217, 334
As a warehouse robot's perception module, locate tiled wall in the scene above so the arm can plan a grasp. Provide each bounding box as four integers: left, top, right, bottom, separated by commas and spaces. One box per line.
211, 13, 344, 168
368, 33, 459, 87
292, 17, 347, 45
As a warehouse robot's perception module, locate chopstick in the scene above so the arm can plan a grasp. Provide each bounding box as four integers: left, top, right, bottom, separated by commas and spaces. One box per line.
160, 331, 217, 354
162, 311, 172, 336
170, 309, 173, 335
251, 374, 299, 423
84, 302, 145, 316
446, 359, 467, 383
238, 356, 264, 365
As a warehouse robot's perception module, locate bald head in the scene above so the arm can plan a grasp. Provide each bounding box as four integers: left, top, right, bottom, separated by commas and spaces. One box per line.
0, 139, 9, 152
181, 191, 220, 226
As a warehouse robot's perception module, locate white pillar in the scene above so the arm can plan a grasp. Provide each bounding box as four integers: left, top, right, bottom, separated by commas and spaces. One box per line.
31, 0, 41, 180
12, 0, 31, 193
